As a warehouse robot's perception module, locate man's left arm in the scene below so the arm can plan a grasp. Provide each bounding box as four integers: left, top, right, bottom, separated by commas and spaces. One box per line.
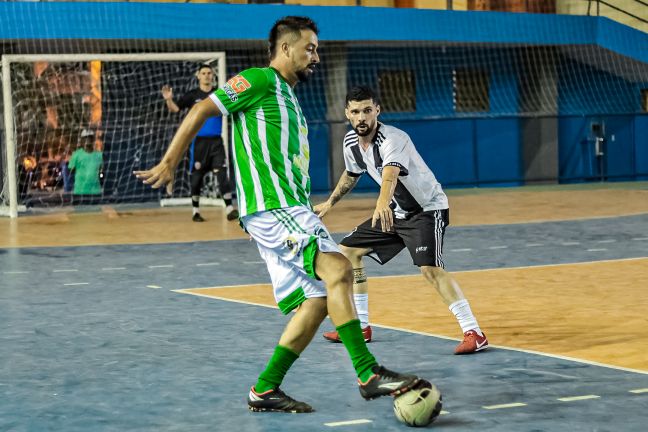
372, 165, 400, 232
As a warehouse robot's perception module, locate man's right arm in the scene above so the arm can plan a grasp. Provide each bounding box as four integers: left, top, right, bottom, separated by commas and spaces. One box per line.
162, 85, 180, 113
314, 171, 360, 218
134, 98, 221, 194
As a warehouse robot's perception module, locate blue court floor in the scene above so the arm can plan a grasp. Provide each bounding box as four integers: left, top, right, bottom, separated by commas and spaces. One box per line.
2, 214, 648, 431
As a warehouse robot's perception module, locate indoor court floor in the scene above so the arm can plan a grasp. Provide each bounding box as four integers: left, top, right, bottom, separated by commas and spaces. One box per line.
1, 183, 647, 431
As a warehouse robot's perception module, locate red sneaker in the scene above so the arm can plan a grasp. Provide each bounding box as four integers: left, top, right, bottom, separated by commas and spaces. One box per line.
454, 329, 488, 354
323, 325, 372, 343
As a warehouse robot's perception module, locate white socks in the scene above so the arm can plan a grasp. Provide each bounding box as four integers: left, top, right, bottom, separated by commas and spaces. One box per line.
353, 293, 369, 328
449, 299, 482, 335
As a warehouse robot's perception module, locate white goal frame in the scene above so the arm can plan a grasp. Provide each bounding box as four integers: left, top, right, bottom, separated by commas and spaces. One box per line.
1, 52, 228, 218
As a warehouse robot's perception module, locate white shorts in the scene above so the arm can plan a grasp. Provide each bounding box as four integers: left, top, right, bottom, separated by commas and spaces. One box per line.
241, 206, 340, 314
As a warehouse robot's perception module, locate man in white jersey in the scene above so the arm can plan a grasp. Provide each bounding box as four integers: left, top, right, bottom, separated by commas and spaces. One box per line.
135, 18, 421, 413
315, 86, 489, 354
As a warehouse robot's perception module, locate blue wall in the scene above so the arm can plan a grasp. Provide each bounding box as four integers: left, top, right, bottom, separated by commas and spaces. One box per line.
318, 46, 646, 190
559, 115, 648, 183
635, 116, 648, 181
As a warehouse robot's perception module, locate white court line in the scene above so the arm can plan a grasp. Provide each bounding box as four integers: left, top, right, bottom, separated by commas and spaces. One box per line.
450, 248, 473, 252
149, 265, 174, 269
596, 239, 616, 243
631, 237, 648, 241
587, 248, 607, 252
53, 269, 78, 273
102, 267, 126, 271
440, 410, 450, 415
3, 271, 28, 274
629, 388, 648, 394
488, 246, 508, 249
324, 419, 372, 427
63, 282, 88, 286
372, 322, 648, 376
196, 262, 220, 267
174, 258, 648, 376
557, 395, 600, 402
561, 242, 580, 246
525, 243, 544, 247
174, 289, 648, 375
146, 285, 162, 289
175, 289, 277, 310
483, 403, 527, 410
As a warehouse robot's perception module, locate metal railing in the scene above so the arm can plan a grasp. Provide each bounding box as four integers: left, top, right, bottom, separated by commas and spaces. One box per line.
586, 0, 648, 25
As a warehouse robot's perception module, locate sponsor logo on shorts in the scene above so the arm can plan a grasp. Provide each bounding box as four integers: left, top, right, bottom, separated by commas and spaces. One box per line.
314, 226, 330, 240
416, 246, 428, 253
283, 236, 300, 258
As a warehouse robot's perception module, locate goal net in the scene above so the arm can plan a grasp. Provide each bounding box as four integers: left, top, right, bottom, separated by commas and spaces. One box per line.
1, 53, 227, 217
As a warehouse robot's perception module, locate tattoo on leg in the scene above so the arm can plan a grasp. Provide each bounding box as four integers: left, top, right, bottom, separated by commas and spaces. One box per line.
353, 268, 367, 284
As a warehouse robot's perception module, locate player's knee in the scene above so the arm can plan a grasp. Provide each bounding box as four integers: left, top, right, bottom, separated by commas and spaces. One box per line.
421, 265, 445, 283
340, 245, 366, 264
330, 256, 354, 287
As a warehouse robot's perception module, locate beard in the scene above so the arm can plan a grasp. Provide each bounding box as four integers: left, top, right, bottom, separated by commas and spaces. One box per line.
296, 63, 317, 82
354, 122, 374, 137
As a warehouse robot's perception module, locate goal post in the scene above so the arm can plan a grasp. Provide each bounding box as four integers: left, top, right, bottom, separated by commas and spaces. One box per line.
1, 52, 228, 218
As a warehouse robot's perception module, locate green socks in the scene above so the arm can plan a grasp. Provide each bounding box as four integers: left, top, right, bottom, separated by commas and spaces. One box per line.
254, 345, 299, 393
254, 320, 377, 392
337, 319, 378, 382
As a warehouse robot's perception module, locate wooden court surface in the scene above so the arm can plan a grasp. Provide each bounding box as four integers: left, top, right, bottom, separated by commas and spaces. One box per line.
3, 185, 648, 248
192, 257, 648, 371
2, 184, 647, 371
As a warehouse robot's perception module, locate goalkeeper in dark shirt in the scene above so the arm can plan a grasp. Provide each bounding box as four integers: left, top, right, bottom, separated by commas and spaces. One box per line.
162, 64, 238, 222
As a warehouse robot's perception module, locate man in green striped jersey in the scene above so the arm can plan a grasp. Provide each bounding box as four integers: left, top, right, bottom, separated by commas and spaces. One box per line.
135, 16, 420, 413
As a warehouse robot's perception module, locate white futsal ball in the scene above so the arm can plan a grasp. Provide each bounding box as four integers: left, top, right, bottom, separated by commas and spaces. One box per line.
393, 379, 442, 427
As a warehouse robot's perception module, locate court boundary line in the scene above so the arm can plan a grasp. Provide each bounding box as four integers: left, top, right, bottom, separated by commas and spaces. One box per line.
173, 285, 648, 377
172, 256, 648, 293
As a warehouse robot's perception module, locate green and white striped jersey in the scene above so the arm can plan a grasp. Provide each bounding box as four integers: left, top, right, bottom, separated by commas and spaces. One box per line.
209, 67, 312, 217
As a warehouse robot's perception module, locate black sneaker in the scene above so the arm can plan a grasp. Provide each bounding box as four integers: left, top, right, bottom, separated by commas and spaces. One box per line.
247, 387, 314, 413
192, 213, 205, 222
358, 365, 420, 400
226, 209, 239, 221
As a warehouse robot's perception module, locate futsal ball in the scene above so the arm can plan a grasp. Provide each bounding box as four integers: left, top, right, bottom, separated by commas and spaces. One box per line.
393, 379, 442, 427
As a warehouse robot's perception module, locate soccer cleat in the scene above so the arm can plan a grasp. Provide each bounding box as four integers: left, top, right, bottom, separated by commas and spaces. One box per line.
226, 209, 239, 221
247, 387, 314, 413
454, 329, 489, 355
323, 325, 372, 343
192, 213, 205, 222
358, 365, 420, 400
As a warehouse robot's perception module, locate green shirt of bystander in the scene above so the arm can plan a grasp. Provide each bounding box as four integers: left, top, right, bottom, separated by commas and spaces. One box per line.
69, 148, 103, 195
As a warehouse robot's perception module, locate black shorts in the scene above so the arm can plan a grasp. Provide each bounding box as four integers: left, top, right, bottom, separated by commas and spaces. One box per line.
340, 209, 450, 268
190, 136, 225, 173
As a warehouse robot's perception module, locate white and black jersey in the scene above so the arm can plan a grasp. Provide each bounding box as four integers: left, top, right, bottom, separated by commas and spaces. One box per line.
343, 122, 448, 219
